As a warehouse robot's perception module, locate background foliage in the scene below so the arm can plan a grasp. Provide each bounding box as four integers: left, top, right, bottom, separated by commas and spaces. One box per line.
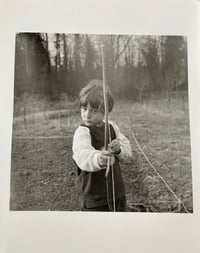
14, 33, 188, 103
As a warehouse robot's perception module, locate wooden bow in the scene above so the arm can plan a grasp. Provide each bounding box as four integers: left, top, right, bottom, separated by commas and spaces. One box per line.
100, 43, 111, 177
101, 42, 116, 211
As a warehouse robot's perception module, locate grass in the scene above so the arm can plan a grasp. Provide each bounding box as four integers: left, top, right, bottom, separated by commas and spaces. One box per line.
10, 97, 193, 212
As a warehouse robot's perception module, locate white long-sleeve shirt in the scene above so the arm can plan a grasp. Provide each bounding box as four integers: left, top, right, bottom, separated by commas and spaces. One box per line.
72, 121, 132, 172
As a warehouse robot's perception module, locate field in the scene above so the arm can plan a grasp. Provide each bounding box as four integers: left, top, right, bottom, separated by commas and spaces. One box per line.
10, 97, 193, 212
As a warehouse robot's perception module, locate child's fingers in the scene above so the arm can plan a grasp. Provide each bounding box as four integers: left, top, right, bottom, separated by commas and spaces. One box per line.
101, 150, 112, 156
102, 154, 115, 165
98, 151, 115, 167
109, 139, 121, 153
109, 139, 120, 147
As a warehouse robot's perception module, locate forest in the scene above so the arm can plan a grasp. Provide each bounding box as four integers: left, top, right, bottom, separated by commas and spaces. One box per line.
14, 33, 188, 103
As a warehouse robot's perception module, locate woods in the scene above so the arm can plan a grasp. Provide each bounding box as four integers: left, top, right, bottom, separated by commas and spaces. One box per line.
14, 33, 188, 103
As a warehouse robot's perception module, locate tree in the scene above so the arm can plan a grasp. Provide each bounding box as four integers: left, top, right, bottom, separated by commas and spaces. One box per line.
70, 34, 82, 96
14, 33, 51, 97
141, 36, 161, 93
84, 35, 96, 83
160, 36, 187, 103
101, 35, 133, 96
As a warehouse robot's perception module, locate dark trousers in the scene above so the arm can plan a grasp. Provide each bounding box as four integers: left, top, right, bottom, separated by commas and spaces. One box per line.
81, 196, 126, 212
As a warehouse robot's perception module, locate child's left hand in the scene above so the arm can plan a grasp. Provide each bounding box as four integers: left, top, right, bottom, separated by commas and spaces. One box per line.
109, 139, 121, 154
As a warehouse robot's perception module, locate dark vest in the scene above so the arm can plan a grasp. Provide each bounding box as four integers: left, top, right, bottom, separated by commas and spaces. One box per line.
75, 122, 125, 208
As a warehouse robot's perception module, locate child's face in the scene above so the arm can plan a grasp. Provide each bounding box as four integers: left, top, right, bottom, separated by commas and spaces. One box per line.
81, 103, 104, 126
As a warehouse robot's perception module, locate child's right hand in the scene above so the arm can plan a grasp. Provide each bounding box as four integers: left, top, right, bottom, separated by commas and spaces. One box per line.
97, 150, 115, 168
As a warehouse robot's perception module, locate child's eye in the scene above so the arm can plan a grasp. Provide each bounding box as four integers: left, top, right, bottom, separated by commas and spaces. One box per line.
81, 106, 87, 111
91, 109, 99, 113
81, 106, 100, 114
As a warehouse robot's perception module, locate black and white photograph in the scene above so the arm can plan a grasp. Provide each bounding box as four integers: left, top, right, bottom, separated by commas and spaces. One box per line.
10, 33, 193, 213
1, 0, 200, 252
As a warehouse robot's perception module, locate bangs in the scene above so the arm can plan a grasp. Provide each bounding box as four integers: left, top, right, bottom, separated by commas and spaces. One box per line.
80, 89, 104, 110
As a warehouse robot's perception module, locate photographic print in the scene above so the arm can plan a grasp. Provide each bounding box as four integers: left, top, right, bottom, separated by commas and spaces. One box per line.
10, 33, 192, 212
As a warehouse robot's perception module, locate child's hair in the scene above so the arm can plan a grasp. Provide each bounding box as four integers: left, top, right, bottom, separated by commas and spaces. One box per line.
79, 79, 114, 113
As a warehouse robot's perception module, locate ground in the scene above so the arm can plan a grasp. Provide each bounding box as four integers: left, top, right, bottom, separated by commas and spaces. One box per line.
10, 100, 193, 212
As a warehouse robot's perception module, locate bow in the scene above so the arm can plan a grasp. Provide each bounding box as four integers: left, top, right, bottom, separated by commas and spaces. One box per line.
101, 42, 116, 211
100, 43, 110, 176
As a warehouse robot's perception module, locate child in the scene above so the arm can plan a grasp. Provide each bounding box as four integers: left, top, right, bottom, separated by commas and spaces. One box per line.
72, 80, 132, 211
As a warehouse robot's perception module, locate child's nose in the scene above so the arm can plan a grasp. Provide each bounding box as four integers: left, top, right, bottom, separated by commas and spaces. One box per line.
85, 108, 91, 118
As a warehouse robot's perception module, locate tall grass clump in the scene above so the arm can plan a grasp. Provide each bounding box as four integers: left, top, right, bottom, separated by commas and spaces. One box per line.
136, 91, 189, 118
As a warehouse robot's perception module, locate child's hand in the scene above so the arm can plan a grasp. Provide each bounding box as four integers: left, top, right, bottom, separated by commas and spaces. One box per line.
98, 150, 115, 168
109, 139, 121, 154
